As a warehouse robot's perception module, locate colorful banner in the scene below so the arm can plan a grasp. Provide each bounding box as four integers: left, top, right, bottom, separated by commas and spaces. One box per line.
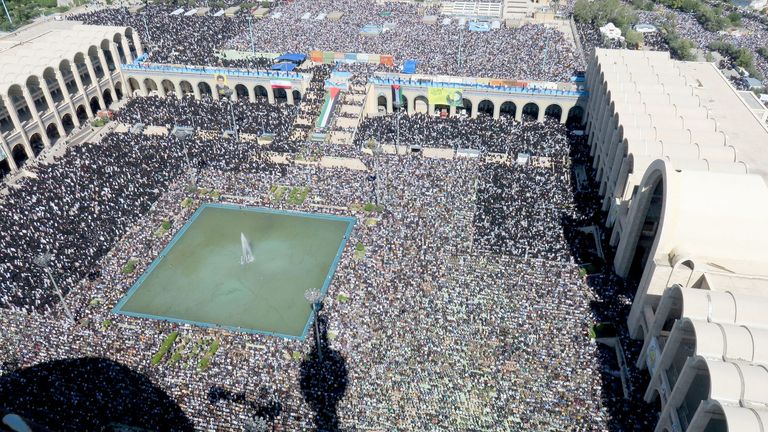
316, 87, 340, 128
213, 73, 231, 97
427, 87, 463, 107
270, 80, 293, 89
392, 84, 404, 108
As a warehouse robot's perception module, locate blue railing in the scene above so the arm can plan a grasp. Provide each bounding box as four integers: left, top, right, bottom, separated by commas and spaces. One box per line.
121, 63, 303, 80
369, 76, 588, 97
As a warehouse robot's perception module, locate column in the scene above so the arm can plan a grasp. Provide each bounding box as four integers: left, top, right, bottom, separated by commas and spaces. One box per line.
110, 43, 129, 97
247, 86, 256, 103
55, 70, 81, 128
0, 132, 18, 172
132, 32, 144, 56
536, 106, 545, 122
211, 83, 220, 101
139, 79, 148, 97
449, 104, 456, 117
407, 94, 415, 115
559, 106, 569, 124
286, 90, 294, 106
3, 95, 33, 158
266, 86, 275, 104
70, 63, 95, 118
120, 37, 134, 64
385, 94, 392, 113
40, 77, 66, 137
514, 104, 523, 122
97, 49, 117, 106
22, 87, 51, 148
85, 57, 106, 110
192, 83, 202, 100
492, 102, 501, 120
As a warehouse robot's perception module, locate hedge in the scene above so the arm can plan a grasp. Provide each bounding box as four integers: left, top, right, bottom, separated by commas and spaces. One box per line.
151, 332, 179, 365
198, 340, 220, 371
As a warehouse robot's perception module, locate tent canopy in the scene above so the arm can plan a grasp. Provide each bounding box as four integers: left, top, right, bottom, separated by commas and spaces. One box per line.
402, 59, 417, 74
271, 62, 297, 71
276, 53, 307, 63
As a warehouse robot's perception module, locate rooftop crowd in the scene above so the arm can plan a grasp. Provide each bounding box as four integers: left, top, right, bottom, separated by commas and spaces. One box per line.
74, 1, 584, 81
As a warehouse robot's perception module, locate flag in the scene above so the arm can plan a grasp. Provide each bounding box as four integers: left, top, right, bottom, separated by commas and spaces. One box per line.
392, 84, 403, 108
270, 80, 292, 89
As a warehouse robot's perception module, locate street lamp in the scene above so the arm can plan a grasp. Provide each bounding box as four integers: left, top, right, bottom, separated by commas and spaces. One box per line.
34, 253, 75, 323
304, 288, 325, 361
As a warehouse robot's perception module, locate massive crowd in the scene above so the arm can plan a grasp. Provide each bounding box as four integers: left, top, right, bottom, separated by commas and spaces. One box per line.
75, 1, 584, 81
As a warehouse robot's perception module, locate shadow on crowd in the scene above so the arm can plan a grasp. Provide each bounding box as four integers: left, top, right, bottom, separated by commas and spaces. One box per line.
299, 315, 348, 432
561, 131, 657, 431
207, 385, 282, 428
0, 357, 193, 432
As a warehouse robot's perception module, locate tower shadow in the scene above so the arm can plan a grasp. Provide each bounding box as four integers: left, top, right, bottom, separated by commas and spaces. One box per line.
299, 315, 348, 432
0, 357, 193, 431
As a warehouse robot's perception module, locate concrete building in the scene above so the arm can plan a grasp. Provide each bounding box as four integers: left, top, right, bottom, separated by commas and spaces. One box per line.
0, 20, 140, 174
585, 48, 768, 432
366, 72, 587, 123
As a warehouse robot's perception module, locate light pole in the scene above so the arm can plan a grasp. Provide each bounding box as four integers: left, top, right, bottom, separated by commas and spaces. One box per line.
304, 289, 325, 362
1, 0, 12, 26
34, 253, 75, 323
247, 15, 255, 57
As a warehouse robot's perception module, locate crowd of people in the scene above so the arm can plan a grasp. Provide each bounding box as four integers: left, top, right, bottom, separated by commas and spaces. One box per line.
75, 2, 584, 81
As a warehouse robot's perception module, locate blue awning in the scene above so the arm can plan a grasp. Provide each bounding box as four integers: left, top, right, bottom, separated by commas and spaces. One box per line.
402, 59, 417, 74
275, 53, 307, 63
271, 62, 297, 71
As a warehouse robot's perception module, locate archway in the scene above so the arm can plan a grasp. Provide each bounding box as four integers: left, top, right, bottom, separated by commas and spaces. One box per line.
292, 90, 302, 104
414, 95, 428, 114
11, 144, 27, 168
143, 78, 158, 95
128, 78, 140, 95
102, 89, 114, 108
377, 95, 387, 113
461, 98, 472, 117
89, 96, 101, 114
46, 123, 60, 140
544, 104, 562, 122
0, 158, 10, 179
124, 28, 138, 59
26, 76, 49, 113
100, 40, 116, 72
43, 68, 64, 104
7, 85, 31, 122
73, 52, 92, 87
235, 84, 249, 101
274, 88, 287, 104
567, 106, 585, 126
477, 100, 494, 117
179, 81, 193, 97
434, 104, 449, 117
197, 82, 212, 99
254, 85, 269, 101
500, 101, 516, 118
30, 133, 44, 156
76, 105, 88, 123
87, 46, 105, 79
58, 60, 79, 96
62, 113, 75, 134
114, 82, 123, 100
522, 103, 539, 122
113, 33, 128, 64
161, 80, 176, 98
627, 178, 664, 280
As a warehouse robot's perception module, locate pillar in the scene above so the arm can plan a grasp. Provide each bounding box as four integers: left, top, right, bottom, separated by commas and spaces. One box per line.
385, 94, 392, 113
287, 90, 294, 106
514, 105, 522, 122
132, 32, 144, 56
0, 133, 18, 172
407, 94, 415, 115
3, 94, 33, 158
110, 43, 129, 97
266, 86, 275, 104
536, 106, 545, 122
449, 104, 456, 117
492, 102, 501, 120
70, 62, 95, 118
21, 88, 50, 148
120, 37, 134, 64
193, 83, 202, 100
560, 106, 569, 124
85, 57, 106, 110
211, 83, 220, 101
40, 77, 66, 137
55, 70, 81, 128
247, 85, 256, 103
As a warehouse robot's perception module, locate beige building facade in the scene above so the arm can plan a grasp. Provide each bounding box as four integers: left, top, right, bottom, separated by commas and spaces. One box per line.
586, 48, 768, 432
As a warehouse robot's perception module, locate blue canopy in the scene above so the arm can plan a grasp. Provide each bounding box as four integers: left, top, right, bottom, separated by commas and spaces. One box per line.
276, 53, 307, 63
271, 62, 297, 71
402, 59, 418, 74
468, 21, 491, 32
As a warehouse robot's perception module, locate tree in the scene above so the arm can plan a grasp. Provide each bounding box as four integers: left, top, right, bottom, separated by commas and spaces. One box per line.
728, 11, 742, 26
624, 29, 643, 48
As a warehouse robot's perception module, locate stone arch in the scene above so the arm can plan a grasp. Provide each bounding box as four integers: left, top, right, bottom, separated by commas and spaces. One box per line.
100, 39, 116, 72
11, 144, 28, 167
522, 102, 539, 122
567, 105, 585, 126
461, 98, 472, 116
62, 113, 75, 134
500, 101, 516, 118
46, 122, 60, 140
58, 59, 78, 95
89, 96, 102, 114
42, 67, 64, 104
114, 81, 123, 100
25, 75, 49, 113
197, 81, 212, 98
112, 33, 128, 64
124, 27, 138, 59
76, 104, 88, 123
0, 97, 11, 133
161, 80, 176, 97
274, 88, 287, 103
414, 95, 428, 114
87, 45, 105, 79
179, 81, 194, 97
292, 90, 302, 104
544, 104, 562, 121
254, 85, 269, 100
29, 133, 44, 156
235, 84, 249, 100
0, 158, 10, 179
73, 52, 92, 87
128, 77, 140, 94
400, 94, 408, 113
477, 100, 494, 117
7, 84, 31, 122
102, 88, 114, 107
143, 78, 158, 95
377, 94, 387, 112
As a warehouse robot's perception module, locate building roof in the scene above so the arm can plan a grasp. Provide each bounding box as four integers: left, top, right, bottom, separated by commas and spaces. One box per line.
0, 20, 130, 93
